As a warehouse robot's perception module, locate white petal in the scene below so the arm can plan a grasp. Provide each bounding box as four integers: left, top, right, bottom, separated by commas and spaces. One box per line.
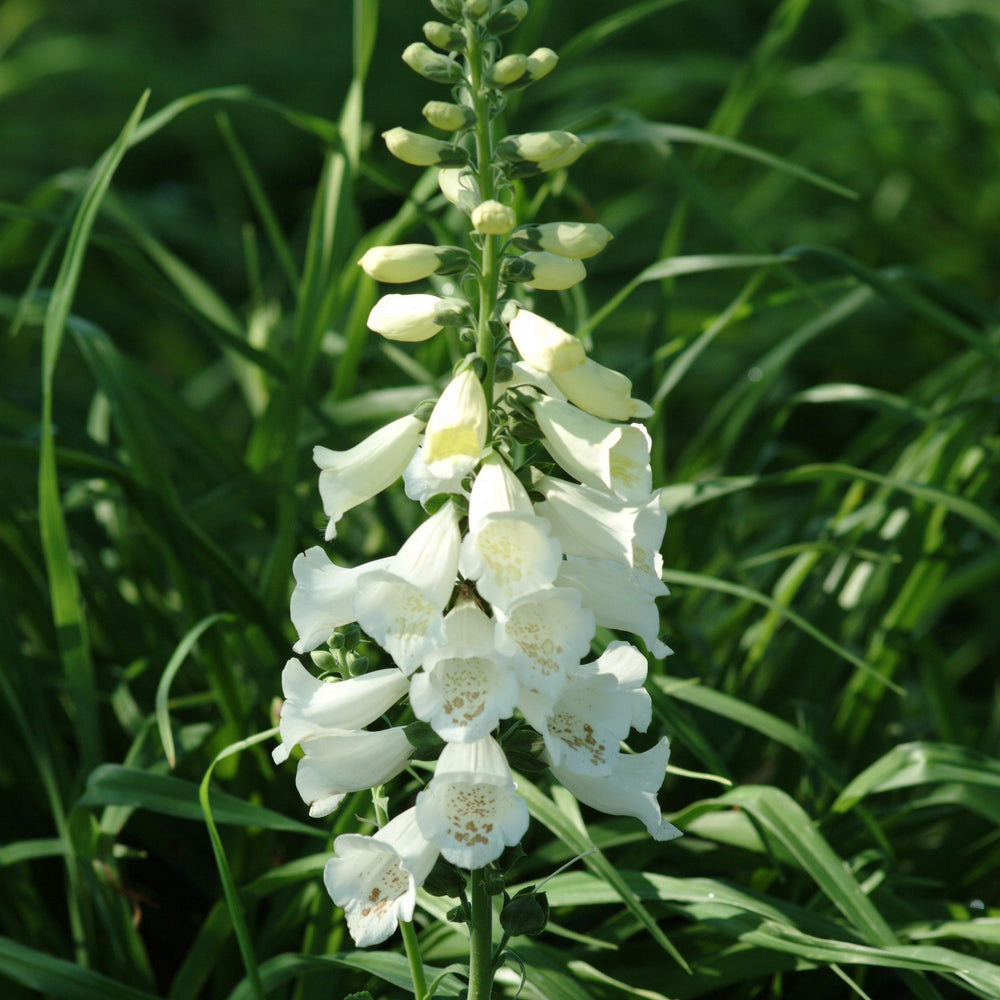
467, 453, 533, 530
389, 502, 461, 608
552, 738, 682, 842
494, 587, 595, 697
459, 513, 562, 612
410, 612, 520, 745
374, 806, 440, 886
294, 728, 412, 817
289, 547, 392, 654
423, 370, 488, 479
550, 357, 653, 421
557, 558, 671, 659
273, 661, 408, 764
533, 397, 652, 502
403, 443, 469, 504
354, 572, 448, 675
507, 307, 585, 374
415, 737, 529, 868
314, 415, 425, 539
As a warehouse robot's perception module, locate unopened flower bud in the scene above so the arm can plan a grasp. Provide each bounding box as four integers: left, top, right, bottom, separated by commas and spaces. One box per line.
423, 100, 474, 132
489, 53, 527, 87
438, 167, 481, 214
511, 222, 613, 259
551, 357, 654, 420
525, 47, 558, 82
383, 127, 467, 167
489, 0, 529, 35
464, 0, 489, 16
360, 244, 467, 283
402, 42, 463, 84
432, 297, 473, 326
430, 0, 463, 17
498, 130, 582, 164
367, 294, 444, 342
502, 251, 586, 291
471, 199, 516, 235
423, 20, 465, 52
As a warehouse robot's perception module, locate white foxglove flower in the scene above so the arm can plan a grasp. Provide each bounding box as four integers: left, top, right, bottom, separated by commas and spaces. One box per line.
471, 199, 516, 235
402, 443, 470, 504
314, 415, 425, 539
324, 808, 439, 947
383, 127, 465, 167
512, 222, 612, 259
533, 396, 652, 502
409, 602, 519, 742
519, 641, 651, 777
535, 477, 667, 595
495, 586, 595, 697
416, 736, 529, 868
294, 727, 413, 818
557, 556, 671, 658
507, 307, 585, 373
368, 293, 444, 342
423, 368, 488, 479
459, 455, 561, 611
354, 502, 461, 673
289, 547, 393, 653
551, 358, 654, 421
273, 659, 409, 764
552, 737, 682, 842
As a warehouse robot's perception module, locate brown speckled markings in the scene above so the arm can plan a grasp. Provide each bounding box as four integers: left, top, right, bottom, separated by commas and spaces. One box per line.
357, 862, 410, 921
504, 603, 564, 680
435, 656, 491, 727
548, 710, 610, 770
442, 784, 501, 849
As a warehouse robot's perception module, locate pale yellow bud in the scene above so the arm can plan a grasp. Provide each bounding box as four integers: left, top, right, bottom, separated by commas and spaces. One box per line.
551, 358, 654, 420
423, 100, 474, 132
471, 200, 516, 235
525, 47, 558, 82
512, 222, 613, 259
507, 307, 585, 373
489, 54, 527, 86
383, 127, 465, 167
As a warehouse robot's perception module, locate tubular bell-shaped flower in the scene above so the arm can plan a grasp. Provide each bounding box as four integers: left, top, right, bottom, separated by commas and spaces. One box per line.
550, 357, 654, 421
495, 586, 595, 697
314, 415, 425, 540
273, 659, 410, 764
552, 737, 682, 842
354, 501, 461, 673
289, 547, 393, 653
416, 736, 529, 868
409, 601, 519, 742
532, 396, 653, 502
324, 807, 439, 948
504, 251, 586, 291
519, 640, 652, 777
423, 367, 489, 478
557, 556, 671, 658
507, 307, 585, 373
459, 454, 562, 612
293, 727, 413, 818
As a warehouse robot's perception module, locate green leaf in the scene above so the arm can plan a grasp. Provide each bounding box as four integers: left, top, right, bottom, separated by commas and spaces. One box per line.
0, 934, 162, 1000
834, 742, 1000, 813
77, 763, 324, 838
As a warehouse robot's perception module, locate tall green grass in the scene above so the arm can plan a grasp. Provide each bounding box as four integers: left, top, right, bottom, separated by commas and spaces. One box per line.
1, 0, 998, 997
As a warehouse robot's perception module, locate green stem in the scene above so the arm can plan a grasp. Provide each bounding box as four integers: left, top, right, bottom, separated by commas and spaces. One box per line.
400, 919, 429, 1000
467, 867, 495, 1000
372, 790, 427, 1000
467, 21, 500, 434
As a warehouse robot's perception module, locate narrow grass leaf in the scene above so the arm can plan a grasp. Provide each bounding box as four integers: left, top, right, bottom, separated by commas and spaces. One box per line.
78, 762, 324, 837
0, 934, 162, 1000
39, 89, 149, 773
156, 612, 235, 768
834, 742, 1000, 813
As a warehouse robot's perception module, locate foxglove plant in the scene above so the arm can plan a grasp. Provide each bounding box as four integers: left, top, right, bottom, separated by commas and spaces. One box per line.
272, 2, 681, 996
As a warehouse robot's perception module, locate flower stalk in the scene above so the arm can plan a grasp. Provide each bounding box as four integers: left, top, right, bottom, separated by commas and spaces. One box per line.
467, 867, 495, 1000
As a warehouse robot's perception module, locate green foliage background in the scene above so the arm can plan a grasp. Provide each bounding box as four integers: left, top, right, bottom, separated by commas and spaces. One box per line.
2, 0, 999, 997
